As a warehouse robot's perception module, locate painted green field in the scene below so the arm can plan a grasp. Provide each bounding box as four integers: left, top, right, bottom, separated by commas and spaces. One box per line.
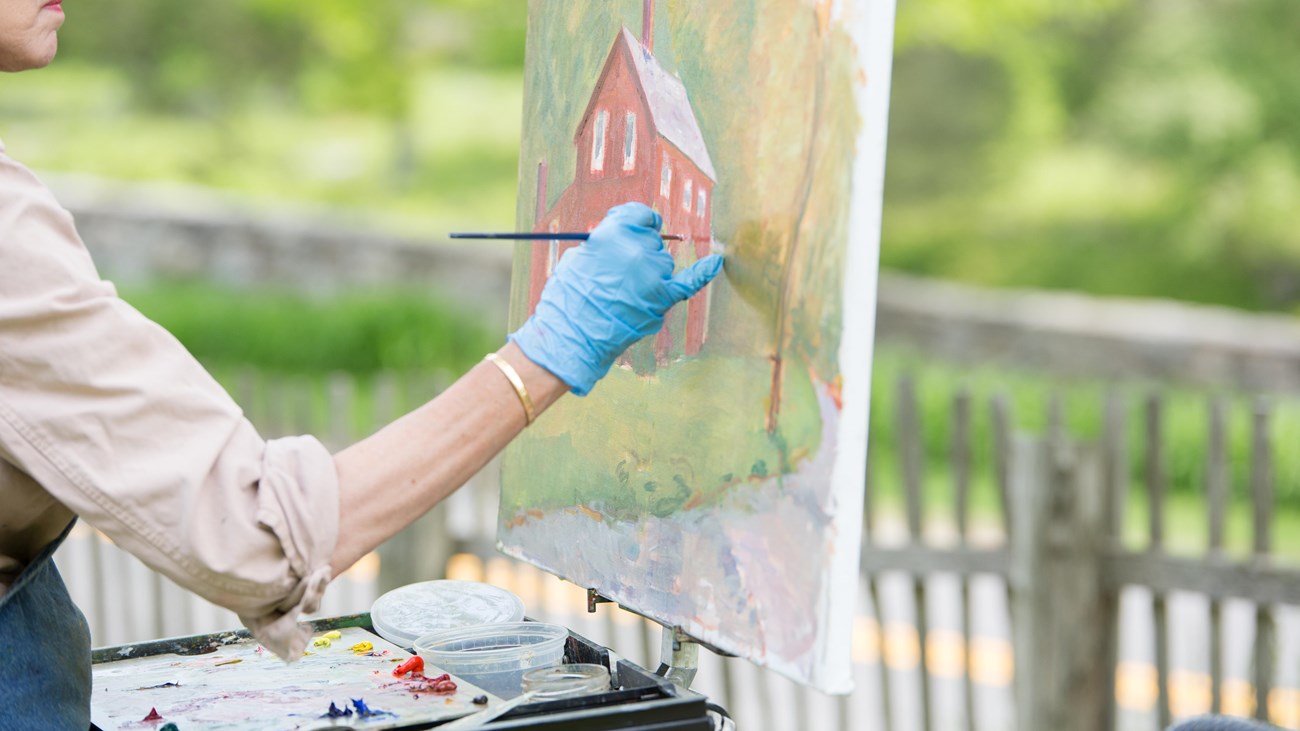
500, 352, 822, 520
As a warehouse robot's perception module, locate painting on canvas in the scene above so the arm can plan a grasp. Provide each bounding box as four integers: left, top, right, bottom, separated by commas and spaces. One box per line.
499, 0, 895, 692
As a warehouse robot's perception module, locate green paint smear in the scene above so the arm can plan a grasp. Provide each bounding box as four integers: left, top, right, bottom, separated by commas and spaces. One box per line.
502, 353, 822, 520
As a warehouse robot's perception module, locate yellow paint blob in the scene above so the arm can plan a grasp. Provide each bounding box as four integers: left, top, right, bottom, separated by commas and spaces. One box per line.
322, 630, 343, 640
350, 642, 374, 654
312, 637, 332, 648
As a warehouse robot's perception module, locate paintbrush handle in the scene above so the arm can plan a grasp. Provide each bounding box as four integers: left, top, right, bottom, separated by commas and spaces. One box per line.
450, 232, 685, 241
451, 232, 589, 240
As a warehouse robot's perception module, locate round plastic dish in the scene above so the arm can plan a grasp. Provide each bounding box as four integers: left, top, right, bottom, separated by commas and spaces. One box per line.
521, 663, 611, 700
413, 621, 568, 699
369, 580, 525, 650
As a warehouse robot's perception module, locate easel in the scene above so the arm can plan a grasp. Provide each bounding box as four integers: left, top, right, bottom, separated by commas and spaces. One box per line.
586, 589, 736, 691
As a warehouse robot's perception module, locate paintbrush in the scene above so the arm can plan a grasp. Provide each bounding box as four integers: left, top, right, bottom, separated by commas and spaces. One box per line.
450, 232, 685, 241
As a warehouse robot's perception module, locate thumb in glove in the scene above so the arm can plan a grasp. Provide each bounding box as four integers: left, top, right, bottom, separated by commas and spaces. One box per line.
664, 254, 725, 303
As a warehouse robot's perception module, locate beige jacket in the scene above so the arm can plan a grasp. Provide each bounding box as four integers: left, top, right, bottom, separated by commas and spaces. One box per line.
0, 141, 340, 660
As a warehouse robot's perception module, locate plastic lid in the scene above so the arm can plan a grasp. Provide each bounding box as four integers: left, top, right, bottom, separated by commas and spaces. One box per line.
369, 580, 525, 650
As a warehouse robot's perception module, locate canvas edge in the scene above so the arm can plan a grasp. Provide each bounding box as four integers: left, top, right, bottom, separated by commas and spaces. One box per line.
814, 0, 900, 695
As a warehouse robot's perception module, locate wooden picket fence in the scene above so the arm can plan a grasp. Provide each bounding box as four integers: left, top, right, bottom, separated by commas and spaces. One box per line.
863, 377, 1300, 731
57, 368, 1300, 730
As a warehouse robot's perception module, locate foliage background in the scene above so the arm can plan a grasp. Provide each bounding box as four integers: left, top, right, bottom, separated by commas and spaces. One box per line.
5, 0, 1299, 312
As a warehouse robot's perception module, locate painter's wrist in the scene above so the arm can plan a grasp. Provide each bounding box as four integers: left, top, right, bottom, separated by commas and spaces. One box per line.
498, 342, 567, 415
507, 316, 605, 396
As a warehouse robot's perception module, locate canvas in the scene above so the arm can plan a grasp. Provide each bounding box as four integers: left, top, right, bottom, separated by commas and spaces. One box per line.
499, 0, 896, 693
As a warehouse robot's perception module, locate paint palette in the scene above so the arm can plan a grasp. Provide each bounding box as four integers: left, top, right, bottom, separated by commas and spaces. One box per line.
90, 626, 499, 730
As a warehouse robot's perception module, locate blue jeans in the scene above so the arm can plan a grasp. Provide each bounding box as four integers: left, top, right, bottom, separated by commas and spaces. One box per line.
0, 520, 92, 730
1169, 717, 1283, 730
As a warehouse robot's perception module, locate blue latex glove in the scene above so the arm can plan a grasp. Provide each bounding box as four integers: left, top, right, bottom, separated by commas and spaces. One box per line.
509, 202, 725, 395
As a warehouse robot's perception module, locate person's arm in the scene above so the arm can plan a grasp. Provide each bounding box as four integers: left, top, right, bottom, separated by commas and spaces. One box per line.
330, 201, 722, 572
330, 342, 565, 575
332, 202, 723, 575
0, 163, 719, 660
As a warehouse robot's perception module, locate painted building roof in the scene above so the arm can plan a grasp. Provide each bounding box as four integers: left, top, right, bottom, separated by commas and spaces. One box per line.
572, 28, 718, 183
619, 28, 718, 181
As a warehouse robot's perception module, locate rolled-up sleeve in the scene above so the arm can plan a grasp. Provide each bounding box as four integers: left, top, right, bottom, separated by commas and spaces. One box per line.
0, 149, 339, 660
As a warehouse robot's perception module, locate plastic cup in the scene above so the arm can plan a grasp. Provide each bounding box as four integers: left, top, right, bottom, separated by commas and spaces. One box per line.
521, 663, 611, 700
414, 621, 568, 699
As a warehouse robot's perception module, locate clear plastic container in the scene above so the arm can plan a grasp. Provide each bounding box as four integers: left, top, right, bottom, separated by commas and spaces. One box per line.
521, 663, 611, 700
413, 621, 568, 699
369, 580, 525, 650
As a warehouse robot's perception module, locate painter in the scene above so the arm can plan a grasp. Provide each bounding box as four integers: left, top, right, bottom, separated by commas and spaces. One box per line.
0, 2, 723, 727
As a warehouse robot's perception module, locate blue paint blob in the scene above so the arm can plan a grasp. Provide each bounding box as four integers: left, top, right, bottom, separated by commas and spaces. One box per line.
159, 724, 179, 731
350, 698, 394, 718
322, 701, 352, 718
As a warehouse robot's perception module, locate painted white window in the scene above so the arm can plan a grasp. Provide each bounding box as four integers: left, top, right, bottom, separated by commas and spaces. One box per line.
697, 188, 707, 218
660, 154, 672, 198
683, 178, 693, 212
591, 110, 608, 172
623, 112, 637, 171
546, 219, 561, 276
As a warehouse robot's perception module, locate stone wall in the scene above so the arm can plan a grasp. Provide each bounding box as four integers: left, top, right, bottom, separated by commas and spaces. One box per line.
877, 273, 1300, 392
53, 175, 515, 329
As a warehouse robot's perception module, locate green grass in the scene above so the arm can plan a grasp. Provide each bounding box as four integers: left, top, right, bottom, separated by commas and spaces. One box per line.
867, 454, 1300, 562
119, 281, 501, 376
867, 346, 1300, 559
869, 346, 1300, 505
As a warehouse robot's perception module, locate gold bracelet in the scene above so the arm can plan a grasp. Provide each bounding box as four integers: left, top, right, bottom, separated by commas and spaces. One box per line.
484, 352, 536, 426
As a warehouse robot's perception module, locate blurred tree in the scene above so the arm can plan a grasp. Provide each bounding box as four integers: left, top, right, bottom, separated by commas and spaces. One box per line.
883, 0, 1300, 312
57, 1, 307, 113
35, 0, 1300, 312
55, 0, 528, 189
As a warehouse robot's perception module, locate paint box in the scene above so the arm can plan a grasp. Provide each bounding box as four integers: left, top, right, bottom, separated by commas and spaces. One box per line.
89, 624, 498, 730
414, 621, 567, 699
91, 614, 717, 730
370, 580, 525, 650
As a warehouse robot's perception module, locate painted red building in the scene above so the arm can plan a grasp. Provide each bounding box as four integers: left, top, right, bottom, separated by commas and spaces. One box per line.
528, 4, 717, 366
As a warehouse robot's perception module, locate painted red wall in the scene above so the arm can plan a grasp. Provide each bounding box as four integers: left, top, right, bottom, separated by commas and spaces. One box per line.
528, 33, 717, 364
655, 142, 713, 356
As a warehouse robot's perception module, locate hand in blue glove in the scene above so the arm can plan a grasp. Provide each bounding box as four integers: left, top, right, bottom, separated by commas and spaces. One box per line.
509, 202, 725, 396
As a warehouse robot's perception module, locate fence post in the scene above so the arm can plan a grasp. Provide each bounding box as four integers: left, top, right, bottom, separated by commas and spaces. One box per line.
1011, 434, 1109, 731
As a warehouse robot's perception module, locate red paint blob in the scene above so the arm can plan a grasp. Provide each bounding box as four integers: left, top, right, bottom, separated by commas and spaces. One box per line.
393, 656, 424, 677
414, 673, 457, 695
142, 707, 164, 721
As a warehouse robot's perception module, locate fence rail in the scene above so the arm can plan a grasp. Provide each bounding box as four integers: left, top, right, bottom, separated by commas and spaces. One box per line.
56, 368, 1300, 730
